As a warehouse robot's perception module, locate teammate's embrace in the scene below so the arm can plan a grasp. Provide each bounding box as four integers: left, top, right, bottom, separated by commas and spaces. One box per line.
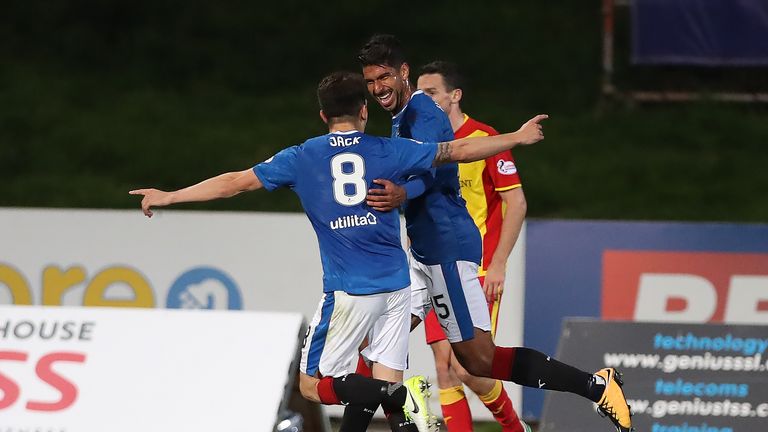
129, 71, 547, 432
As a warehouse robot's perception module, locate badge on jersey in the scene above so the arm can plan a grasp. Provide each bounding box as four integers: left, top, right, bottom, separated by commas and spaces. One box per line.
497, 159, 517, 175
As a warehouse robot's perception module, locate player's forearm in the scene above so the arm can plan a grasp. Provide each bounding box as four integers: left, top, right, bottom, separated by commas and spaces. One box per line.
489, 191, 526, 268
170, 172, 244, 204
435, 132, 524, 165
402, 171, 435, 199
433, 115, 545, 166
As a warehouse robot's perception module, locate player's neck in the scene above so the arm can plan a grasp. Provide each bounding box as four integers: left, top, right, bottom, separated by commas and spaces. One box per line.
391, 84, 414, 117
328, 120, 362, 133
448, 106, 466, 132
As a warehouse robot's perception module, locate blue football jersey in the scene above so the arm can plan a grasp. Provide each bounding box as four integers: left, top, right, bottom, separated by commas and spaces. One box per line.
254, 131, 437, 295
392, 90, 482, 265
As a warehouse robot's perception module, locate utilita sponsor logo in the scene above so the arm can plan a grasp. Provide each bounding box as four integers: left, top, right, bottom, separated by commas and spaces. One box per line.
330, 212, 377, 230
602, 251, 768, 324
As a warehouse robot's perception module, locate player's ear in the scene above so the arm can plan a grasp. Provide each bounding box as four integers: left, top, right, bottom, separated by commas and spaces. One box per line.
452, 88, 463, 104
360, 103, 369, 131
319, 110, 329, 124
400, 63, 410, 82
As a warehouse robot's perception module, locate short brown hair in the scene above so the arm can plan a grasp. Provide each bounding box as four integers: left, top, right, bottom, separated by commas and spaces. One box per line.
420, 61, 464, 91
317, 71, 367, 120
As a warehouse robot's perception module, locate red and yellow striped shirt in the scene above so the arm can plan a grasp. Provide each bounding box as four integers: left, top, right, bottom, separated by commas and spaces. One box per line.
456, 114, 522, 276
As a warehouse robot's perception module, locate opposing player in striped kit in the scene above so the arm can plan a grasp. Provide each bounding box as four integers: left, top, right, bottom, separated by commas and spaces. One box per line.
129, 71, 548, 432
417, 60, 529, 432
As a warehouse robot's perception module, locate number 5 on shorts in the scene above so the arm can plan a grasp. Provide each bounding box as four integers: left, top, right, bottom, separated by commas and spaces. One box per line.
431, 294, 450, 319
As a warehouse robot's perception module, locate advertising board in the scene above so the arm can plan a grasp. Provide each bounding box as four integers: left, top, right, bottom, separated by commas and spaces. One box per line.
541, 320, 768, 432
0, 305, 304, 432
524, 220, 768, 419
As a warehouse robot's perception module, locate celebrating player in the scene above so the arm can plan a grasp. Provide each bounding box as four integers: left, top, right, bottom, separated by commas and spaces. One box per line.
354, 35, 633, 432
129, 71, 548, 432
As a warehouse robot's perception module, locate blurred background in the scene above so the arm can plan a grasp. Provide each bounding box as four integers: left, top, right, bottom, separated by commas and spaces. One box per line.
2, 1, 767, 431
3, 0, 766, 220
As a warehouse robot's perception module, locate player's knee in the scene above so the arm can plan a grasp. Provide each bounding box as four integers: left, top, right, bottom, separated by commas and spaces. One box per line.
434, 356, 452, 378
462, 358, 491, 378
299, 375, 320, 402
454, 363, 473, 383
454, 349, 492, 378
299, 382, 313, 400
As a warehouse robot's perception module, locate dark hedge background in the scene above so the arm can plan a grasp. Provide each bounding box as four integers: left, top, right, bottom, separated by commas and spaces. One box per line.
2, 1, 766, 221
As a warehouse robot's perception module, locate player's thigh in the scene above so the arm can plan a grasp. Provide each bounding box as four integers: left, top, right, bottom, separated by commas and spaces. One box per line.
298, 373, 321, 403
363, 287, 411, 372
427, 260, 491, 343
300, 291, 386, 378
371, 362, 404, 383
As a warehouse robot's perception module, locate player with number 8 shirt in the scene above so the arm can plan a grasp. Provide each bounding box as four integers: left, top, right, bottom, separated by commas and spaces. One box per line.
129, 70, 547, 432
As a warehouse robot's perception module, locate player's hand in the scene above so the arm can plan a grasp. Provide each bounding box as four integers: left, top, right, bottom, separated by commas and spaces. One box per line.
366, 179, 406, 212
128, 188, 174, 218
483, 262, 506, 303
516, 114, 548, 145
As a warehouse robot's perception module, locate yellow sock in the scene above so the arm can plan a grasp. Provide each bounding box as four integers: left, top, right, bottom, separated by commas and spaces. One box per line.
439, 385, 466, 405
478, 380, 503, 404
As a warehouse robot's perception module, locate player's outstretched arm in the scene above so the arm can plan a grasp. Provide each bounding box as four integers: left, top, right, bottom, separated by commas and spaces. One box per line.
129, 169, 262, 217
433, 114, 548, 166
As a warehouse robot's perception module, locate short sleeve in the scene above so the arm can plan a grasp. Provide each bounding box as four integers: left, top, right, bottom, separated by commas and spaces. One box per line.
485, 150, 522, 191
253, 145, 299, 191
390, 138, 438, 179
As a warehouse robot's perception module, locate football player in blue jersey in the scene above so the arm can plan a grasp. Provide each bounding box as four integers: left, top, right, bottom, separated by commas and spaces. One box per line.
352, 34, 633, 432
130, 71, 548, 432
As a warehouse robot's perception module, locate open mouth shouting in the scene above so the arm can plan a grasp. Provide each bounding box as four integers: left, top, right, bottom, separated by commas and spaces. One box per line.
375, 88, 396, 110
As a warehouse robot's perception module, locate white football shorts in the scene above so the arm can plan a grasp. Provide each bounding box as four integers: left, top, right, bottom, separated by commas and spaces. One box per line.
300, 287, 410, 378
409, 256, 491, 343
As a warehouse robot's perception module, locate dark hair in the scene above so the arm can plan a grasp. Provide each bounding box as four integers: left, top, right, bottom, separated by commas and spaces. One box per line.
420, 60, 464, 91
317, 71, 367, 120
357, 34, 407, 68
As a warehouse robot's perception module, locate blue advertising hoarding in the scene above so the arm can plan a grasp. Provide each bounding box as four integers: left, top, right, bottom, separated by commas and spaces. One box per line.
632, 0, 768, 66
522, 220, 768, 419
540, 320, 768, 432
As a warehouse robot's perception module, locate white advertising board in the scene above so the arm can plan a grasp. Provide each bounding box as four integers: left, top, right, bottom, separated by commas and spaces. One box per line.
0, 208, 526, 420
0, 305, 303, 432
